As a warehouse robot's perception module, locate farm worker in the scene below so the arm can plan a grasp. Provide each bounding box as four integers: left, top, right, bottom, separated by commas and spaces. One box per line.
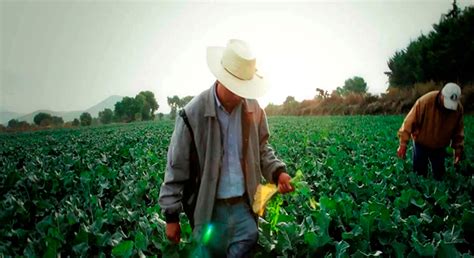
397, 82, 464, 180
158, 39, 294, 257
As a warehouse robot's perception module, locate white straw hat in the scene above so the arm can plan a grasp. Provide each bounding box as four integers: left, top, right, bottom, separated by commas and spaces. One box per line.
441, 82, 461, 110
207, 39, 267, 99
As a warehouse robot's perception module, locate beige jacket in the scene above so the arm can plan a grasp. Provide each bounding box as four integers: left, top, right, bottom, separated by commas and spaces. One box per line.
158, 86, 286, 227
398, 91, 464, 155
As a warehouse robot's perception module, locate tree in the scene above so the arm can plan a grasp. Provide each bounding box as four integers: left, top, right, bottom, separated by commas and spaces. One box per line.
99, 108, 113, 124
8, 119, 19, 128
113, 92, 159, 123
181, 96, 194, 106
137, 91, 159, 119
167, 96, 180, 120
114, 97, 138, 122
34, 112, 52, 126
339, 76, 368, 96
51, 116, 64, 126
7, 119, 30, 130
264, 103, 282, 116
72, 118, 80, 126
282, 96, 300, 115
157, 113, 164, 120
80, 112, 92, 126
316, 88, 330, 99
167, 95, 194, 120
387, 4, 474, 87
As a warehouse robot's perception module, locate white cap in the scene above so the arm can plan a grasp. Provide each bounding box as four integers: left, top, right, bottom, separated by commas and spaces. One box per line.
441, 82, 461, 110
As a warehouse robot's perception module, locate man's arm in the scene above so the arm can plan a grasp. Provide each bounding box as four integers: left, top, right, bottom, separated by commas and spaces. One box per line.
257, 109, 290, 190
398, 100, 420, 145
397, 100, 421, 158
158, 116, 192, 223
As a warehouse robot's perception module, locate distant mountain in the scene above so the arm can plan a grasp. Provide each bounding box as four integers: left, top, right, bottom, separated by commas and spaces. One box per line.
0, 110, 25, 125
3, 95, 124, 125
85, 95, 123, 118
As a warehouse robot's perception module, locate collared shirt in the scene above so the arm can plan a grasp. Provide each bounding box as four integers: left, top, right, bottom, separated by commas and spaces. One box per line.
159, 86, 287, 226
398, 90, 464, 152
213, 85, 245, 199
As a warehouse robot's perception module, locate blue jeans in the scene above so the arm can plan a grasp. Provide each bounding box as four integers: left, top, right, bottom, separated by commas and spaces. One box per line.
413, 142, 446, 180
192, 201, 258, 258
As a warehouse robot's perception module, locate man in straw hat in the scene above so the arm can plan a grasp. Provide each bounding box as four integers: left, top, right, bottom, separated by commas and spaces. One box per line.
397, 82, 464, 180
159, 39, 294, 256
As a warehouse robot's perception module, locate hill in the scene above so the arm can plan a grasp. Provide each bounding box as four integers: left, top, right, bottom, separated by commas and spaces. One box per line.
84, 95, 123, 117
0, 110, 25, 125
4, 95, 123, 124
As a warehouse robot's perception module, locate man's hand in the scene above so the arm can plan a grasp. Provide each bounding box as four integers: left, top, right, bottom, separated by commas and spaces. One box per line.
454, 151, 462, 166
397, 144, 407, 159
278, 172, 294, 194
166, 222, 181, 244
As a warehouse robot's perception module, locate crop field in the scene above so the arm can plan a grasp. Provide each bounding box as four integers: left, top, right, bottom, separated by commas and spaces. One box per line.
1, 116, 473, 257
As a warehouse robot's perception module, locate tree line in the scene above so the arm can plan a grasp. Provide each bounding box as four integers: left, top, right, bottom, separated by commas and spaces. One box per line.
2, 92, 196, 132
387, 2, 473, 87
266, 3, 474, 116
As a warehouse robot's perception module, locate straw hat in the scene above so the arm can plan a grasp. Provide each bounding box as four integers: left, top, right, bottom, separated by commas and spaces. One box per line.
207, 39, 267, 99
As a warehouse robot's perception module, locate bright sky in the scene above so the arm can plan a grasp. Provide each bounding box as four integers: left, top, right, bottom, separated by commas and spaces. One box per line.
1, 0, 472, 114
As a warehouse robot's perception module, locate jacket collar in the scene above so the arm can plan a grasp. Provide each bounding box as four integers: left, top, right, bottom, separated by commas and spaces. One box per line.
204, 82, 256, 117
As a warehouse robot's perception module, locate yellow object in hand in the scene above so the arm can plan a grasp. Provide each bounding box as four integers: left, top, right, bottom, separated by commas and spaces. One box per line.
252, 183, 278, 216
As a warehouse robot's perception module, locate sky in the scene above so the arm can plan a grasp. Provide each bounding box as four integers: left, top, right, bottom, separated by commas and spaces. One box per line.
1, 0, 472, 114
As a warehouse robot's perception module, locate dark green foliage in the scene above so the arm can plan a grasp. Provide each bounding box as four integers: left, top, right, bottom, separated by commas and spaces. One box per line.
34, 112, 52, 126
0, 122, 174, 256
387, 5, 474, 87
7, 119, 29, 129
72, 119, 80, 127
256, 116, 474, 257
99, 108, 114, 124
33, 113, 63, 127
335, 76, 368, 96
51, 116, 64, 126
114, 91, 159, 123
80, 112, 92, 126
0, 116, 472, 256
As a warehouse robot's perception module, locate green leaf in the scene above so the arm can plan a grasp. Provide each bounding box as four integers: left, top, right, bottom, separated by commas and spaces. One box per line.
336, 240, 350, 258
420, 212, 432, 223
72, 242, 89, 254
411, 236, 435, 256
342, 225, 363, 240
437, 243, 460, 258
134, 231, 147, 251
43, 237, 59, 258
112, 240, 134, 257
360, 212, 376, 239
392, 241, 407, 258
304, 231, 317, 247
319, 196, 337, 213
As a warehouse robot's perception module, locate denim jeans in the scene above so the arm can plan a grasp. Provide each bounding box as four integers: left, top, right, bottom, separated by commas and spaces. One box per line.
413, 142, 446, 180
192, 201, 258, 258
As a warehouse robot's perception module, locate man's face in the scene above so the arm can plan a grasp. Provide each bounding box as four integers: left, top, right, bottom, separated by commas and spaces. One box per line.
217, 81, 242, 108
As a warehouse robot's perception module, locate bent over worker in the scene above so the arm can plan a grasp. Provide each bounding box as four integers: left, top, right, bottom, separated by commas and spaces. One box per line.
397, 82, 464, 180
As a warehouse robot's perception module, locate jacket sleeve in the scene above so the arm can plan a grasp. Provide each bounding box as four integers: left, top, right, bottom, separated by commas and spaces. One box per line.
158, 116, 191, 223
258, 109, 286, 184
451, 108, 464, 156
398, 100, 421, 146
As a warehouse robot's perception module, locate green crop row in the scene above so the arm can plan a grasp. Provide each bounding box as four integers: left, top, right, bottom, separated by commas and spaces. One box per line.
258, 116, 473, 257
0, 116, 472, 257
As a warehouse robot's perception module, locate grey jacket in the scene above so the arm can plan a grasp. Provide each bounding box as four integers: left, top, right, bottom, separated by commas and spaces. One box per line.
158, 86, 286, 228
